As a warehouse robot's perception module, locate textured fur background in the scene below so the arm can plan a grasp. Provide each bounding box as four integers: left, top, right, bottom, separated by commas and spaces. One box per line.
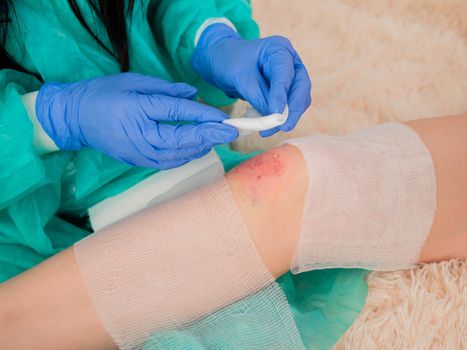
241, 1, 467, 348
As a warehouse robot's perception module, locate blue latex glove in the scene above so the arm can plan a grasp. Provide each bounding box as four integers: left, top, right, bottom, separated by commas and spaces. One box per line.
36, 73, 238, 169
192, 23, 312, 137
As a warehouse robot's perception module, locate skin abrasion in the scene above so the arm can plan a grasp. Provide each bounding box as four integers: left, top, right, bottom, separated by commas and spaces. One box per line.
226, 144, 307, 276
230, 151, 286, 200
232, 151, 285, 178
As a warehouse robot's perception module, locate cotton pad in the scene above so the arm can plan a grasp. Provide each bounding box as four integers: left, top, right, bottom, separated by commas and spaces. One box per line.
224, 105, 289, 135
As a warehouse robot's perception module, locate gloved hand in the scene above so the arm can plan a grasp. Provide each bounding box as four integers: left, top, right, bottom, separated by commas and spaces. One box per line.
192, 23, 312, 137
36, 73, 238, 169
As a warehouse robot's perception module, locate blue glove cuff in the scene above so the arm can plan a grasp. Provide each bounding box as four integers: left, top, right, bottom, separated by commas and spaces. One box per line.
192, 23, 241, 74
197, 23, 240, 47
36, 82, 85, 151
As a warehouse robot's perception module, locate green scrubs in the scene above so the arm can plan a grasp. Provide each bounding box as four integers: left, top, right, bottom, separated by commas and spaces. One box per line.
0, 1, 368, 348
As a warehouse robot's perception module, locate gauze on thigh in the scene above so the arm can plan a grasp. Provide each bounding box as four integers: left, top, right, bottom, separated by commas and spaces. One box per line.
74, 178, 304, 350
287, 123, 437, 273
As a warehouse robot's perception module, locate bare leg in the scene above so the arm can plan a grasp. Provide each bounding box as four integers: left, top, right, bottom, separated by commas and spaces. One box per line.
1, 114, 466, 349
405, 115, 467, 262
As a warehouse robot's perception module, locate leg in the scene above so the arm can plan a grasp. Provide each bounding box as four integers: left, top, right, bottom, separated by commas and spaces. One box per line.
229, 114, 467, 273
0, 148, 308, 350
1, 114, 466, 349
406, 115, 467, 262
226, 143, 307, 276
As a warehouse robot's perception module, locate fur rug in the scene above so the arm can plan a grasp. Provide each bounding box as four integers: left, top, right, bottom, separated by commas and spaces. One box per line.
243, 1, 467, 348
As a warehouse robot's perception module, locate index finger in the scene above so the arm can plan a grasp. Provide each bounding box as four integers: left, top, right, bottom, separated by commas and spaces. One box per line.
137, 95, 230, 123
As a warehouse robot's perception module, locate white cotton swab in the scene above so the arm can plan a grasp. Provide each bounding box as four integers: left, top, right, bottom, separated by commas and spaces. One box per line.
223, 105, 289, 135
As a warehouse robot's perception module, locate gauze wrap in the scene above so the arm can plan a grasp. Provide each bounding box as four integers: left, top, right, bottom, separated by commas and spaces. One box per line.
288, 123, 437, 272
74, 178, 304, 349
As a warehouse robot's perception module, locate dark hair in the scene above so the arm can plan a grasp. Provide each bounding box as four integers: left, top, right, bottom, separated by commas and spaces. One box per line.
0, 0, 136, 76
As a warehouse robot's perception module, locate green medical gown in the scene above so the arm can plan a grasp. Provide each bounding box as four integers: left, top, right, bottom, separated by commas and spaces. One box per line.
0, 1, 368, 348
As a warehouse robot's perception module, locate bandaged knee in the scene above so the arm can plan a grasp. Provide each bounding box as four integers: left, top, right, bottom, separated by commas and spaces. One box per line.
74, 178, 303, 349
288, 123, 436, 272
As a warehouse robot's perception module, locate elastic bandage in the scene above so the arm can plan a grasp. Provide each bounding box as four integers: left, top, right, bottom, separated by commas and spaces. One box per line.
288, 123, 437, 272
74, 178, 303, 349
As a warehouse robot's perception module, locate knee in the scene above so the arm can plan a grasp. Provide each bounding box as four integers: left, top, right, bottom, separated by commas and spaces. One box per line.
224, 144, 307, 276
226, 144, 307, 204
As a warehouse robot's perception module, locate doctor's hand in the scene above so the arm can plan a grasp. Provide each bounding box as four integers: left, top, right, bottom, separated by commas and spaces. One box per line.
192, 23, 312, 137
36, 73, 238, 169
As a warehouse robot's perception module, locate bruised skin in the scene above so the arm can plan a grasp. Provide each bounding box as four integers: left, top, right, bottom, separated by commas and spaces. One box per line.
226, 144, 308, 276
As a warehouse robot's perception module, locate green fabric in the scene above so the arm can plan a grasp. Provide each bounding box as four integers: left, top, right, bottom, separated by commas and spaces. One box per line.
279, 270, 369, 349
0, 1, 368, 348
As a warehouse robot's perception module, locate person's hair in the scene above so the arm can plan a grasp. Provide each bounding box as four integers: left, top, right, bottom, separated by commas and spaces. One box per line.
0, 0, 136, 77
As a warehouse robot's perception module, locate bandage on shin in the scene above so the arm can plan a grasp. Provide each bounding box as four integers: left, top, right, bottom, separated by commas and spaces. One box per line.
288, 123, 436, 272
74, 178, 303, 349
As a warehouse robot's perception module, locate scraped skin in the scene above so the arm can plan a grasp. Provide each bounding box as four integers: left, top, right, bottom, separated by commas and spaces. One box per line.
227, 145, 307, 276
229, 149, 291, 205
1, 114, 466, 349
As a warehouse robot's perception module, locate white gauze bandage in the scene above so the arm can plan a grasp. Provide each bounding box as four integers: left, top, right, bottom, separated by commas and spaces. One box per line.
288, 123, 437, 272
74, 178, 304, 349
